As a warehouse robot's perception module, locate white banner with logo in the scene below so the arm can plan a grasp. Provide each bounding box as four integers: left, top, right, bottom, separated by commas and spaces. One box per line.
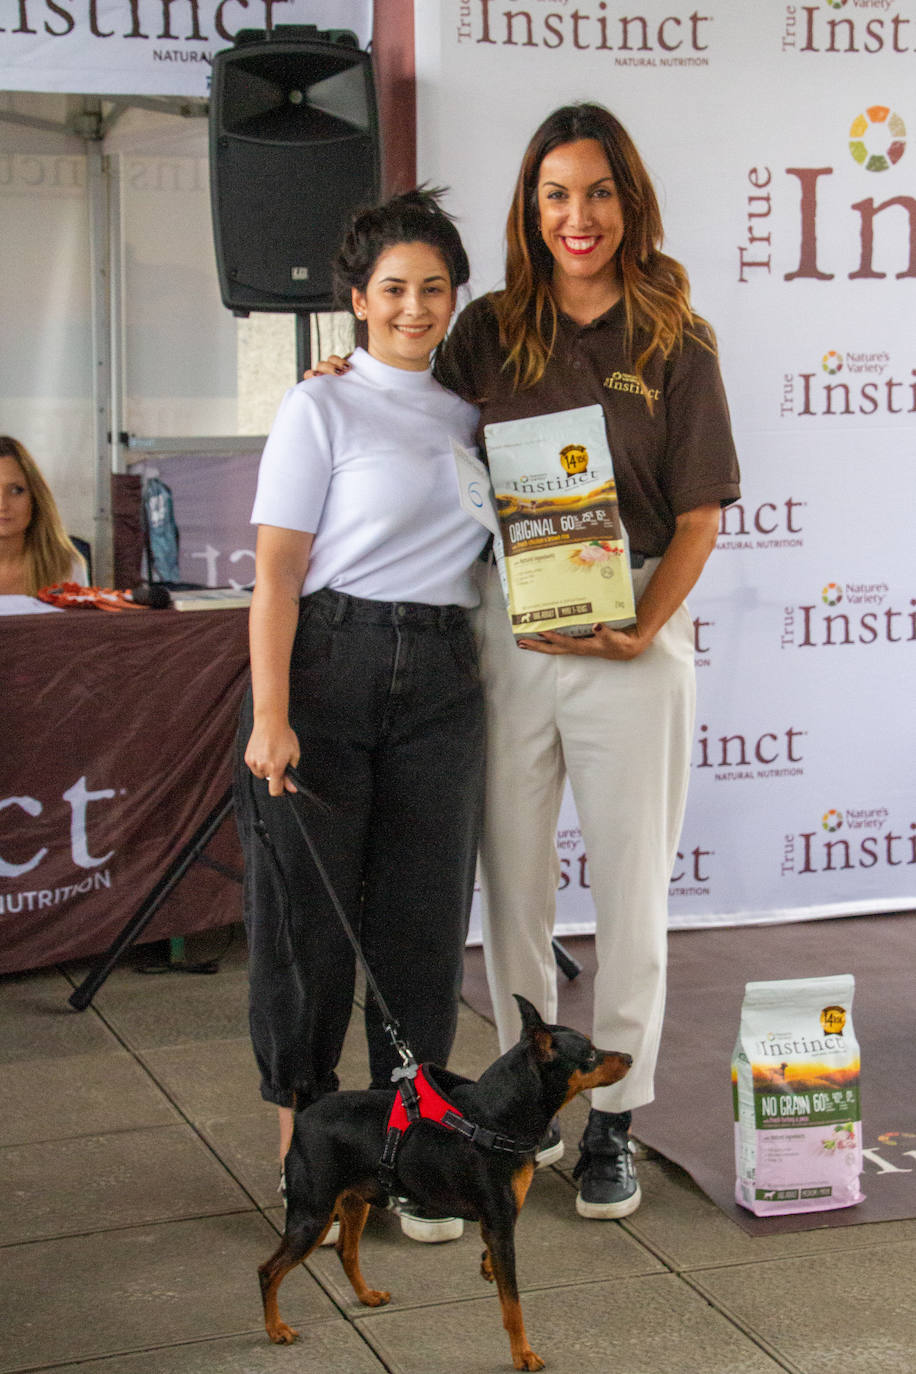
415, 2, 916, 931
0, 0, 372, 96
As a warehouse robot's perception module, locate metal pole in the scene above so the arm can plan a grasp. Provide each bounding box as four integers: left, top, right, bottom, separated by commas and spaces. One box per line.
295, 313, 312, 379
86, 122, 114, 584
108, 151, 125, 479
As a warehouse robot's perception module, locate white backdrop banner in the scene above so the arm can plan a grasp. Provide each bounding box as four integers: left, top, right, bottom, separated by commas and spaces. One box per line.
0, 0, 372, 96
414, 2, 916, 932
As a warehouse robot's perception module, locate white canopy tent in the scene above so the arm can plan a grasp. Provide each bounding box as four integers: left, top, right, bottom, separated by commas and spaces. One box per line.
0, 0, 372, 580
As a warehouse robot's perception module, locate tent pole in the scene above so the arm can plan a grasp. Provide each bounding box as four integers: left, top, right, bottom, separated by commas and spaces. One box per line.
108, 152, 126, 481
86, 115, 115, 585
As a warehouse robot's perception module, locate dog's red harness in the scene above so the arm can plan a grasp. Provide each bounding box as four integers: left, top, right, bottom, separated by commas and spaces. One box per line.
386, 1065, 458, 1134
377, 1064, 538, 1189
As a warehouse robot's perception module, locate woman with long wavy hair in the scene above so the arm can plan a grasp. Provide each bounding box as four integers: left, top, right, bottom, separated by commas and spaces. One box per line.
495, 102, 705, 393
434, 102, 740, 1220
308, 102, 740, 1221
0, 436, 85, 596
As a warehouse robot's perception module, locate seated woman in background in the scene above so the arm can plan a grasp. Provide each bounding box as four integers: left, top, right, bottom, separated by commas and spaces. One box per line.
0, 435, 87, 595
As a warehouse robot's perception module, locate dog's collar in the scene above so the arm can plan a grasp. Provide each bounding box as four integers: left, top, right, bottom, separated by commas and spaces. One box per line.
378, 1065, 539, 1189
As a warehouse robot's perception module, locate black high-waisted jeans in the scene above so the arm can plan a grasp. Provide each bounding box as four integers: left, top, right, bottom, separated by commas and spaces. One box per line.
235, 587, 485, 1108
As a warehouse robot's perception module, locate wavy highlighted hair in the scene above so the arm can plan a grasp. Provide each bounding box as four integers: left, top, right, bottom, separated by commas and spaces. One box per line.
0, 435, 82, 594
495, 103, 712, 394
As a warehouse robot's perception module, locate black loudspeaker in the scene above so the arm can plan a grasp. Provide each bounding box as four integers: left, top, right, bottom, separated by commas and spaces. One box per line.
209, 26, 380, 315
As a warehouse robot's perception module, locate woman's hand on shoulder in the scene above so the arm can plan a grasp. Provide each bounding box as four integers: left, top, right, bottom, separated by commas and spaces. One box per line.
518, 622, 649, 661
302, 354, 351, 381
244, 718, 301, 797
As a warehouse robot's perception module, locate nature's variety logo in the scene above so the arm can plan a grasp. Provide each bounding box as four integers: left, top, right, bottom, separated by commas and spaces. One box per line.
849, 107, 906, 173
822, 350, 843, 375
825, 0, 847, 9
782, 803, 906, 878
822, 582, 843, 606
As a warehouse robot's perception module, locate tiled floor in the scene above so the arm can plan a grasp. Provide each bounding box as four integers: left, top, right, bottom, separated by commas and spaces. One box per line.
3, 929, 915, 1374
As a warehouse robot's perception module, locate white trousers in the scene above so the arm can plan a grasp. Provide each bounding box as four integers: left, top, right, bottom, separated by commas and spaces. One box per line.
473, 560, 696, 1112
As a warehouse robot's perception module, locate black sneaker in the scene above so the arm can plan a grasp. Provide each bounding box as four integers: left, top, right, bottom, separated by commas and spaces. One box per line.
572, 1109, 641, 1219
535, 1117, 564, 1168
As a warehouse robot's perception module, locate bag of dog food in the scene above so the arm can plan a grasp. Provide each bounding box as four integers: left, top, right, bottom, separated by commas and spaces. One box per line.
483, 404, 636, 638
732, 974, 863, 1216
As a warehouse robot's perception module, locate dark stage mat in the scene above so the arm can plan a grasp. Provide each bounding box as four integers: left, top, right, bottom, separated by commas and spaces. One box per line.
461, 913, 916, 1235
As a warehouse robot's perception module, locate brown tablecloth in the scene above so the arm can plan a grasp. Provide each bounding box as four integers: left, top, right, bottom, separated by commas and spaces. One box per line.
1, 607, 249, 972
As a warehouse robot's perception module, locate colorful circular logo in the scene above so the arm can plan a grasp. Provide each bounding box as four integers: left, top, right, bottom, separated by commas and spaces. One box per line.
825, 0, 847, 9
822, 809, 843, 833
822, 582, 843, 606
822, 351, 843, 375
849, 107, 906, 173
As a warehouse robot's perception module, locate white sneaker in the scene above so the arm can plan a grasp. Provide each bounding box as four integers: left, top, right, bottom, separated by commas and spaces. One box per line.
393, 1197, 464, 1243
535, 1118, 565, 1168
278, 1169, 340, 1245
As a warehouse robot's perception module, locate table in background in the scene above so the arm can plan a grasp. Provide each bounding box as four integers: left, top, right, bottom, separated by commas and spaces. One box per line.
1, 608, 249, 973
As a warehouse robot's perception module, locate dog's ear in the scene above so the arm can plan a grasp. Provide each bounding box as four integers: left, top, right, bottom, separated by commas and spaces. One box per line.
514, 994, 554, 1061
514, 994, 544, 1029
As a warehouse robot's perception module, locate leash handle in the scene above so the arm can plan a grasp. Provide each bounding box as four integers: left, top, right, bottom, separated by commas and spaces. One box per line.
282, 765, 418, 1077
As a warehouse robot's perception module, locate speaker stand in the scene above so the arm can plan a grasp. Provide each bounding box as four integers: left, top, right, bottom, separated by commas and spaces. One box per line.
295, 313, 312, 378
67, 791, 236, 1010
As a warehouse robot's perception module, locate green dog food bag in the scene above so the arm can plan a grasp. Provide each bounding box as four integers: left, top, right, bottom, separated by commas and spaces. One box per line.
732, 974, 863, 1216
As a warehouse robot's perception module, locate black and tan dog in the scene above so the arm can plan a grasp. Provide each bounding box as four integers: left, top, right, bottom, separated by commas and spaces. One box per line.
259, 995, 631, 1370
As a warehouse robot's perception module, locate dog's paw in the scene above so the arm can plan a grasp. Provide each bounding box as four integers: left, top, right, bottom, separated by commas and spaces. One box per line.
480, 1248, 494, 1283
515, 1349, 545, 1371
360, 1288, 391, 1308
267, 1322, 299, 1345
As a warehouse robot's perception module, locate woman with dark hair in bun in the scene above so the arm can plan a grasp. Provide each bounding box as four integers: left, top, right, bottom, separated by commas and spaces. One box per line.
236, 189, 488, 1243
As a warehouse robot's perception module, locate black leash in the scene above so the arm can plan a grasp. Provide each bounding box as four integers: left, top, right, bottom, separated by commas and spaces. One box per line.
280, 766, 537, 1183
282, 765, 419, 1084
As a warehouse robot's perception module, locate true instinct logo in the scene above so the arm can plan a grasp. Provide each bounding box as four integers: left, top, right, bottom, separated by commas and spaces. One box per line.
0, 776, 116, 879
504, 468, 602, 496
780, 357, 916, 418
0, 869, 113, 916
669, 838, 713, 897
556, 827, 592, 892
604, 370, 660, 401
780, 585, 916, 647
0, 776, 119, 916
781, 808, 916, 876
716, 496, 806, 551
0, 0, 284, 44
756, 1032, 846, 1058
694, 723, 806, 780
151, 48, 212, 64
693, 614, 713, 667
457, 2, 714, 63
782, 6, 916, 57
736, 108, 914, 286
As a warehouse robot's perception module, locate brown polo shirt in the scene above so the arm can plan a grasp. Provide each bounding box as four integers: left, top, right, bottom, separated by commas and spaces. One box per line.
436, 295, 740, 556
